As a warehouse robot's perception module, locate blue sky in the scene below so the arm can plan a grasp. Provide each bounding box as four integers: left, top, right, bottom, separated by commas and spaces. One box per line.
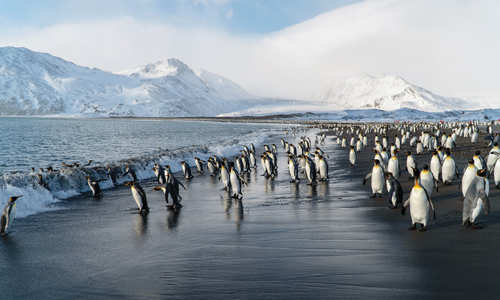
0, 0, 358, 34
0, 0, 499, 102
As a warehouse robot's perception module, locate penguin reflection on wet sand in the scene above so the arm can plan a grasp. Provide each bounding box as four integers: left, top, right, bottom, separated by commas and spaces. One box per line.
125, 181, 149, 216
1, 196, 22, 236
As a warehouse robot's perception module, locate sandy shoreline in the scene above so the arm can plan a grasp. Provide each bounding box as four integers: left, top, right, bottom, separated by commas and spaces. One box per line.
0, 122, 499, 299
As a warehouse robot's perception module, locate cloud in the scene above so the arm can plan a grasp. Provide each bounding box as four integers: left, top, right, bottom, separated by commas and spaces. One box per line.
225, 8, 233, 19
1, 0, 500, 104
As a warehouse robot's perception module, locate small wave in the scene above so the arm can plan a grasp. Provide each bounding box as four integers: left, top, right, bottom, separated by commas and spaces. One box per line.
0, 127, 282, 218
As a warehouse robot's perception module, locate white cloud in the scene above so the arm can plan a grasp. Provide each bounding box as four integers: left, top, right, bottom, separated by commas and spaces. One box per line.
225, 8, 233, 19
1, 0, 500, 105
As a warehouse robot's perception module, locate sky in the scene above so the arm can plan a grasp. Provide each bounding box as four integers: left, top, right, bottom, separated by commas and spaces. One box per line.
0, 0, 499, 103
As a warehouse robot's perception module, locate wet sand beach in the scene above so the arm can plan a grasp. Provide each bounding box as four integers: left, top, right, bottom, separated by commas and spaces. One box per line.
1, 124, 500, 299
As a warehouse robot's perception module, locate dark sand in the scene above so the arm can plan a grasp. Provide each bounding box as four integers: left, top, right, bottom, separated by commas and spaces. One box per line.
0, 126, 499, 299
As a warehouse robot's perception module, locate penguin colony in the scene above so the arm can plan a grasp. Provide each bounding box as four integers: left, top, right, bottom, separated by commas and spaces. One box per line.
2, 120, 499, 236
335, 120, 500, 231
1, 126, 330, 236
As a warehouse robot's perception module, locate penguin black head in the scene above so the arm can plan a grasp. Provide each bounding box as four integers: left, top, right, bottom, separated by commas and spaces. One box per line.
9, 195, 22, 202
374, 159, 380, 165
495, 143, 499, 147
475, 150, 481, 156
384, 172, 393, 180
445, 149, 451, 156
407, 151, 411, 155
477, 169, 488, 177
432, 150, 438, 155
124, 181, 134, 187
423, 165, 429, 170
468, 159, 474, 165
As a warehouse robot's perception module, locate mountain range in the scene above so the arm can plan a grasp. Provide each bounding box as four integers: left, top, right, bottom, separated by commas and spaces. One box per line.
0, 46, 488, 117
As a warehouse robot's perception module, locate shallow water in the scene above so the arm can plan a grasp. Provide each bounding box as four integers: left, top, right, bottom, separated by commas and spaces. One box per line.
0, 117, 278, 173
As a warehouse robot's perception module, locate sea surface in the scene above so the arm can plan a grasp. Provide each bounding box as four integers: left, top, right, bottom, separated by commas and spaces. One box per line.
0, 117, 284, 217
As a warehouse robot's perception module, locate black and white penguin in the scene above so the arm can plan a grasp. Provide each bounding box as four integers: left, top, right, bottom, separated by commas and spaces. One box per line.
441, 149, 459, 184
363, 159, 385, 198
153, 163, 166, 184
125, 181, 149, 215
124, 165, 138, 182
86, 176, 102, 198
304, 156, 317, 185
194, 157, 205, 174
229, 162, 247, 199
402, 174, 436, 232
288, 155, 299, 183
463, 169, 490, 229
385, 173, 403, 209
0, 196, 22, 236
317, 154, 329, 181
180, 161, 194, 180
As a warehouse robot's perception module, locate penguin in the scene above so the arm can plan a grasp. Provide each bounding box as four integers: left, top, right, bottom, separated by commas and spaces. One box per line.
288, 155, 299, 183
473, 151, 485, 170
430, 151, 441, 185
349, 146, 356, 167
406, 152, 416, 179
363, 159, 385, 198
304, 156, 317, 185
229, 162, 247, 199
441, 150, 459, 184
487, 143, 500, 172
154, 174, 185, 210
249, 151, 257, 169
207, 158, 218, 176
493, 158, 500, 189
124, 165, 138, 182
317, 154, 329, 181
385, 173, 403, 209
125, 181, 149, 215
180, 161, 194, 180
461, 160, 478, 198
416, 140, 423, 155
86, 176, 102, 198
153, 163, 166, 184
219, 164, 231, 191
419, 165, 435, 197
463, 169, 490, 229
402, 174, 436, 232
0, 196, 22, 236
387, 151, 400, 179
194, 157, 205, 174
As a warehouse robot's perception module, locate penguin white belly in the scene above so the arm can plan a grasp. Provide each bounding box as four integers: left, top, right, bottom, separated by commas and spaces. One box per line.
319, 161, 327, 179
132, 188, 142, 210
471, 198, 483, 223
410, 189, 430, 226
430, 158, 441, 181
495, 160, 500, 186
288, 162, 296, 180
442, 160, 456, 183
349, 151, 356, 165
305, 163, 313, 183
461, 168, 477, 197
230, 172, 241, 195
221, 170, 230, 188
371, 168, 384, 194
419, 174, 434, 197
388, 159, 399, 179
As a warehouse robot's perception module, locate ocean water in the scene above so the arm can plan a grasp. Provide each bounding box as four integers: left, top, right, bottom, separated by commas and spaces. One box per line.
0, 117, 284, 217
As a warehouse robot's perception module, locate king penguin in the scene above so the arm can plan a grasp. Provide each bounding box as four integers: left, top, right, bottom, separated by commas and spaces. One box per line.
463, 169, 490, 229
125, 181, 149, 216
0, 196, 22, 236
402, 172, 436, 232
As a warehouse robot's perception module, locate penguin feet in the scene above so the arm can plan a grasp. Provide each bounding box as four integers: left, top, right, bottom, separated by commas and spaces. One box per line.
408, 224, 417, 231
370, 194, 377, 198
418, 226, 427, 232
463, 220, 472, 228
471, 223, 484, 230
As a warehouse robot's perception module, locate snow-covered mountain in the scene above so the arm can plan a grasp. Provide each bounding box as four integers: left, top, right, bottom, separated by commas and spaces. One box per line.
0, 47, 254, 116
319, 75, 471, 112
